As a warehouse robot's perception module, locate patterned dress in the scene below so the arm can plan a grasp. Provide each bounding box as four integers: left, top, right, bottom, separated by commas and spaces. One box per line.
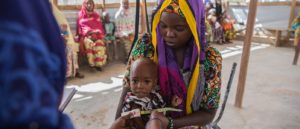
115, 8, 135, 56
123, 33, 222, 129
122, 91, 166, 129
77, 0, 107, 67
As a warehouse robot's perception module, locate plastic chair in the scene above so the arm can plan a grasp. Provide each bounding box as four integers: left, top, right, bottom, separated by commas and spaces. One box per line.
212, 62, 237, 129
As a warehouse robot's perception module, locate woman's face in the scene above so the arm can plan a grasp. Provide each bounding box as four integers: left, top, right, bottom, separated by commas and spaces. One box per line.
85, 0, 94, 12
122, 0, 129, 9
159, 12, 192, 50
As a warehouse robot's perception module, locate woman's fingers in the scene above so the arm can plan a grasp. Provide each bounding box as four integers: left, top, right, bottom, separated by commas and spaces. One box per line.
150, 111, 169, 129
121, 112, 133, 120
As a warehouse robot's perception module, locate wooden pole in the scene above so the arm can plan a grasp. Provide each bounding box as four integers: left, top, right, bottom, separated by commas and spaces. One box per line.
140, 0, 146, 34
287, 0, 297, 41
103, 0, 106, 11
234, 0, 258, 108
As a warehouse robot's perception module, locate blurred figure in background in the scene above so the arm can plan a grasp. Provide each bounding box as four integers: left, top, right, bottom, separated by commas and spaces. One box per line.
50, 0, 84, 79
292, 16, 300, 65
221, 12, 236, 43
115, 0, 135, 61
102, 11, 117, 62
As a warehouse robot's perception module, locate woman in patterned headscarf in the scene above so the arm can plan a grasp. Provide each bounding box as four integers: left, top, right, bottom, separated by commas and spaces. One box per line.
0, 0, 74, 129
116, 0, 222, 128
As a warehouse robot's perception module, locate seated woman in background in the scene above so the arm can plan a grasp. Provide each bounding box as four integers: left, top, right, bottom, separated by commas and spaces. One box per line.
292, 16, 300, 65
51, 0, 84, 78
221, 12, 236, 43
77, 0, 107, 71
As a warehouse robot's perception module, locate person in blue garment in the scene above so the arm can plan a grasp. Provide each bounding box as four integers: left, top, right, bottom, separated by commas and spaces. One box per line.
0, 1, 74, 129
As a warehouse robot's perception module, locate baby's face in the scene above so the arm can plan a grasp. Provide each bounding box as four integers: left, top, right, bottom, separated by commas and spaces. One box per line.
130, 62, 157, 98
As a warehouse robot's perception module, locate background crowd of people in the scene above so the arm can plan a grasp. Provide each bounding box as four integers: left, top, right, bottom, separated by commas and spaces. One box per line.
55, 0, 238, 81
204, 0, 236, 45
56, 0, 135, 80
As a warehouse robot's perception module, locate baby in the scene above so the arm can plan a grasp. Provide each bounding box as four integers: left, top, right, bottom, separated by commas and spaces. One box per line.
121, 57, 182, 128
122, 57, 165, 128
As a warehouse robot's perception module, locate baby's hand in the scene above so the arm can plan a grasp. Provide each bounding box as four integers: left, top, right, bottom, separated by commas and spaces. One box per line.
171, 95, 183, 107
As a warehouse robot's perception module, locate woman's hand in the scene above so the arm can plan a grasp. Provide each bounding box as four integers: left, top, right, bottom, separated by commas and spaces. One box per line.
109, 113, 132, 129
148, 111, 169, 129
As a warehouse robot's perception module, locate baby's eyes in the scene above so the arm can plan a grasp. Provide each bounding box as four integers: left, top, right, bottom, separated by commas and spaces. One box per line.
144, 80, 151, 84
131, 79, 138, 83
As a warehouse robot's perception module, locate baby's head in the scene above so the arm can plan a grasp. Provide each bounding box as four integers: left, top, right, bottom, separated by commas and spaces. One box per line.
130, 57, 158, 98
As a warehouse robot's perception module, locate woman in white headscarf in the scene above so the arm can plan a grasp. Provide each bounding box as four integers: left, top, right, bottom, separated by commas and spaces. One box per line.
114, 0, 135, 60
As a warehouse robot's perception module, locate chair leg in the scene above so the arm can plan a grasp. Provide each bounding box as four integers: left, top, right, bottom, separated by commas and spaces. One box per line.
212, 124, 221, 129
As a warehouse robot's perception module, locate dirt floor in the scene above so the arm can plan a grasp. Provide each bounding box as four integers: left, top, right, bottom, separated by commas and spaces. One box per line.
64, 41, 300, 129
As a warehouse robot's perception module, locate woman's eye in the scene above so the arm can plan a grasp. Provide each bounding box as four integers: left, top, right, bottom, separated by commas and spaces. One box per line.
175, 26, 185, 31
160, 24, 167, 29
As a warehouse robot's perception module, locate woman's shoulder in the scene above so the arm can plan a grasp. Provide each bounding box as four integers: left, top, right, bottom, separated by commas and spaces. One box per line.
205, 47, 222, 59
204, 46, 222, 69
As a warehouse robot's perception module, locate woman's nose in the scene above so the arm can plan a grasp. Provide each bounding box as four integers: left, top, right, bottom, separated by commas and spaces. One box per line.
166, 29, 175, 37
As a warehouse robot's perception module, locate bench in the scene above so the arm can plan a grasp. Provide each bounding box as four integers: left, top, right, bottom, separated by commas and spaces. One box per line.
263, 27, 292, 47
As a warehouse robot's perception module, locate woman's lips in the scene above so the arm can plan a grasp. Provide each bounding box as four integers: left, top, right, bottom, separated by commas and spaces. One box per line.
165, 41, 175, 46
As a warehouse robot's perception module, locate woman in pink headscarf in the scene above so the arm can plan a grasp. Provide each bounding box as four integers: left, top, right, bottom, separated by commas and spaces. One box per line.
77, 0, 107, 71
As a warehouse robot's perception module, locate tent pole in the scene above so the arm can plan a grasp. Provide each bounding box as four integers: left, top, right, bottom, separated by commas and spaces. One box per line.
234, 0, 258, 108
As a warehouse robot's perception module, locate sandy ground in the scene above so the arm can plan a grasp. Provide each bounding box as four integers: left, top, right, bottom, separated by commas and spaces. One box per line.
64, 41, 300, 129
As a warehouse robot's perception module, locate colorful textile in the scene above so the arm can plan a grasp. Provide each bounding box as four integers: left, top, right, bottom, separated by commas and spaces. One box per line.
124, 1, 222, 128
0, 0, 74, 128
224, 30, 236, 41
66, 46, 79, 77
84, 38, 107, 67
295, 27, 300, 46
205, 18, 213, 44
77, 0, 107, 66
222, 18, 235, 41
51, 1, 80, 78
114, 7, 135, 37
122, 91, 166, 113
202, 47, 222, 110
77, 0, 105, 38
291, 23, 300, 31
123, 33, 154, 87
122, 91, 166, 128
164, 0, 185, 18
152, 0, 211, 115
212, 22, 224, 43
